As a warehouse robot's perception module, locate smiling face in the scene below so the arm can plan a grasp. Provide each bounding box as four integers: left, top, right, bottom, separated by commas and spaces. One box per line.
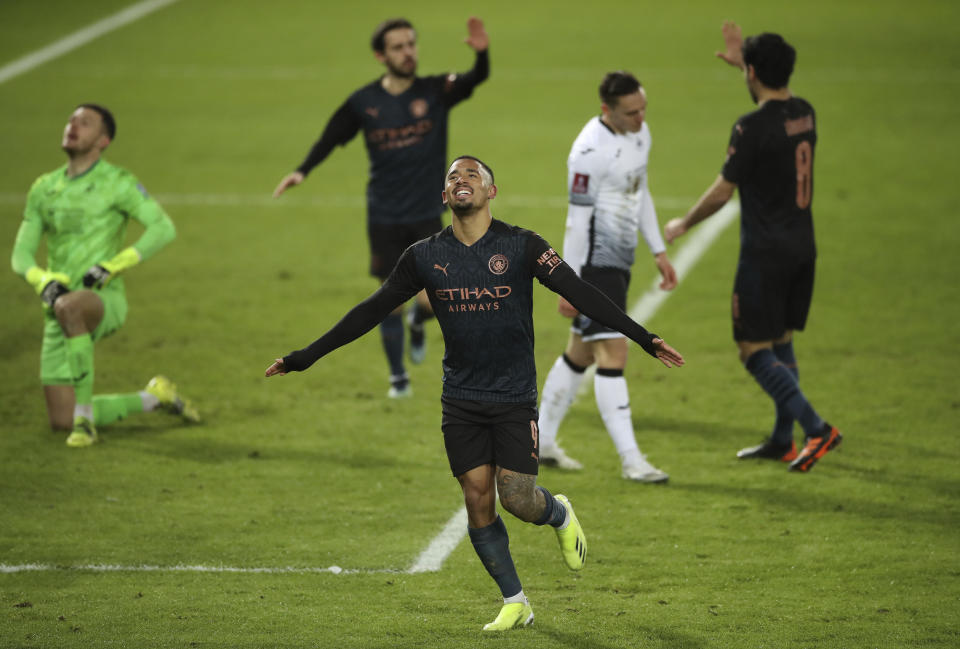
61, 106, 110, 157
375, 27, 418, 78
442, 158, 496, 216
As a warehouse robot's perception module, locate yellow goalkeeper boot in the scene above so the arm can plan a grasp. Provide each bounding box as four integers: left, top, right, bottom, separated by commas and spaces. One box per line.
66, 416, 98, 448
554, 494, 587, 570
146, 376, 200, 422
482, 602, 534, 631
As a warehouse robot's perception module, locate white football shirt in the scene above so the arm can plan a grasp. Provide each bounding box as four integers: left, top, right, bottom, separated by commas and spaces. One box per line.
564, 116, 665, 273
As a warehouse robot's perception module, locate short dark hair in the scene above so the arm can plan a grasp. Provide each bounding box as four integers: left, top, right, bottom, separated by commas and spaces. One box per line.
371, 18, 415, 52
77, 103, 116, 140
742, 33, 796, 89
599, 71, 642, 108
450, 155, 494, 185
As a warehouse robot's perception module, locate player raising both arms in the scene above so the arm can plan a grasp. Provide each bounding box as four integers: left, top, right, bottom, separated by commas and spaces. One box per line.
273, 17, 491, 399
266, 156, 683, 631
11, 104, 198, 447
665, 22, 841, 472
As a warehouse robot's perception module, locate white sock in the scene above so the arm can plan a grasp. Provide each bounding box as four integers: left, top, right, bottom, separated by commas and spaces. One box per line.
74, 403, 93, 421
504, 590, 528, 605
538, 355, 586, 449
139, 390, 160, 412
594, 373, 640, 458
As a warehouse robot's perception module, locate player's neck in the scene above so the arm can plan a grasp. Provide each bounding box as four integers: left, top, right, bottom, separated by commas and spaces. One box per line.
451, 210, 492, 246
756, 86, 792, 107
381, 73, 414, 95
65, 151, 102, 178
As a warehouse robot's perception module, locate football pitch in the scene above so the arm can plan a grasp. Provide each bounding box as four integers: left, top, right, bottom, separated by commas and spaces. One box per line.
1, 0, 958, 647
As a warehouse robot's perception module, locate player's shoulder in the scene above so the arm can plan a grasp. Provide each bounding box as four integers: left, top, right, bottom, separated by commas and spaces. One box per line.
348, 79, 383, 103
30, 164, 67, 191
96, 159, 141, 186
570, 117, 612, 160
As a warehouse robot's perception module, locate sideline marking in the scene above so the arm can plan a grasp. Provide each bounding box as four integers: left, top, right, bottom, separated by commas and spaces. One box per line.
0, 0, 180, 85
0, 563, 392, 575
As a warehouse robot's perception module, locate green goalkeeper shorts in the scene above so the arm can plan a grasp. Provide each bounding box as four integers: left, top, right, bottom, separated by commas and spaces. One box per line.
40, 288, 128, 385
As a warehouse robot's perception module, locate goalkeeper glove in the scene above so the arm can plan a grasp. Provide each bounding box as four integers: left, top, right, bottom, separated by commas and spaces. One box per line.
82, 247, 141, 289
25, 266, 71, 308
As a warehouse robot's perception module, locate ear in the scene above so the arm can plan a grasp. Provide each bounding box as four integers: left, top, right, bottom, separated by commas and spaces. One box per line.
487, 184, 497, 200
441, 190, 448, 206
600, 102, 611, 118
98, 134, 111, 151
374, 50, 386, 65
746, 64, 757, 81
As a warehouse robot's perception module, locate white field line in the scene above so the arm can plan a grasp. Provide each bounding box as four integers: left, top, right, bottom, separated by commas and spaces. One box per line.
0, 202, 736, 578
0, 192, 694, 212
0, 0, 180, 85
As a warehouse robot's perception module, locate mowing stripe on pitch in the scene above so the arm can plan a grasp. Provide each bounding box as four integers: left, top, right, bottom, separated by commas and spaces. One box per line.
407, 200, 739, 572
0, 0, 180, 85
0, 563, 394, 575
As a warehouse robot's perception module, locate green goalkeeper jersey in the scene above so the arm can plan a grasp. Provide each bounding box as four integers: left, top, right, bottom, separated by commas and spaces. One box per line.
11, 159, 175, 294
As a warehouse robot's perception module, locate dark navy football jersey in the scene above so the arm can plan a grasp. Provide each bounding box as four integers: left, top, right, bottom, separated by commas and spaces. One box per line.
296, 52, 489, 225
282, 218, 660, 404
388, 220, 556, 403
722, 97, 817, 261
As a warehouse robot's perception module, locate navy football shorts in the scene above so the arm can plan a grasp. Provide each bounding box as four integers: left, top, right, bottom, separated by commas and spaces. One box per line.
441, 396, 540, 477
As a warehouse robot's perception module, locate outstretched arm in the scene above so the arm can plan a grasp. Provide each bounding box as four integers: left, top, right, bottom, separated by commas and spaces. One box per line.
267, 285, 409, 376
716, 20, 744, 69
273, 100, 361, 198
267, 249, 423, 375
536, 253, 684, 368
664, 175, 736, 243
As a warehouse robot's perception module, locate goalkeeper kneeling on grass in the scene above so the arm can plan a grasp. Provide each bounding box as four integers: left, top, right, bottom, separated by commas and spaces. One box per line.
11, 104, 199, 448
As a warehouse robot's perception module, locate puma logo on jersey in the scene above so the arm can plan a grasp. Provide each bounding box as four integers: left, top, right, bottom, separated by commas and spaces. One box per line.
364, 107, 380, 119
434, 263, 450, 276
579, 147, 595, 155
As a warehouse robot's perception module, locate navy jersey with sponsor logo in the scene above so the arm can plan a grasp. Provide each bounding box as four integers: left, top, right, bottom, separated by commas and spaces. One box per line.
282, 218, 660, 404
721, 97, 817, 261
388, 220, 560, 403
296, 52, 489, 225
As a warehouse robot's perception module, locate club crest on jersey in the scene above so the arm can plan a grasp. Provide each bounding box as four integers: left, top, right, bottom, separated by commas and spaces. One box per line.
572, 173, 589, 194
364, 107, 380, 119
409, 99, 428, 118
488, 254, 509, 275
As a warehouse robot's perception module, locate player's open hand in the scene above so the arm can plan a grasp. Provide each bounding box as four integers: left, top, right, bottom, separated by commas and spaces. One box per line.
273, 171, 305, 198
664, 217, 687, 244
464, 17, 489, 51
265, 359, 287, 377
652, 338, 684, 368
716, 21, 744, 69
655, 252, 678, 291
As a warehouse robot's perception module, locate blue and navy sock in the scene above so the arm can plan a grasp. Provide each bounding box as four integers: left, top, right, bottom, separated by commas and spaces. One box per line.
468, 516, 522, 599
379, 313, 406, 383
770, 341, 799, 445
746, 348, 825, 438
533, 486, 567, 528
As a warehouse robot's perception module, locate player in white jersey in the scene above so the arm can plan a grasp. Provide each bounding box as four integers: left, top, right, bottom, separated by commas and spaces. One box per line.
538, 71, 678, 482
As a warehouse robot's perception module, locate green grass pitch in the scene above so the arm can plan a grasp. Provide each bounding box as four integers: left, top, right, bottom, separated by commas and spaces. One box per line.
1, 1, 958, 647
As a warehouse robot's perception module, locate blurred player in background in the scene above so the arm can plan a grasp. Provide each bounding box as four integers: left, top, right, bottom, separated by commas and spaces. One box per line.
273, 17, 490, 399
11, 104, 199, 447
665, 23, 841, 472
537, 72, 677, 483
266, 156, 684, 630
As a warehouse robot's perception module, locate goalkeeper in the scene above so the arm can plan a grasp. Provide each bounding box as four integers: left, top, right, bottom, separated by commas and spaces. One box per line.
11, 104, 199, 448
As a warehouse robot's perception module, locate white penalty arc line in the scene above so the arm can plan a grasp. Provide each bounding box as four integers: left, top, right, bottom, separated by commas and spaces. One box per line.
0, 0, 181, 86
1, 203, 737, 578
